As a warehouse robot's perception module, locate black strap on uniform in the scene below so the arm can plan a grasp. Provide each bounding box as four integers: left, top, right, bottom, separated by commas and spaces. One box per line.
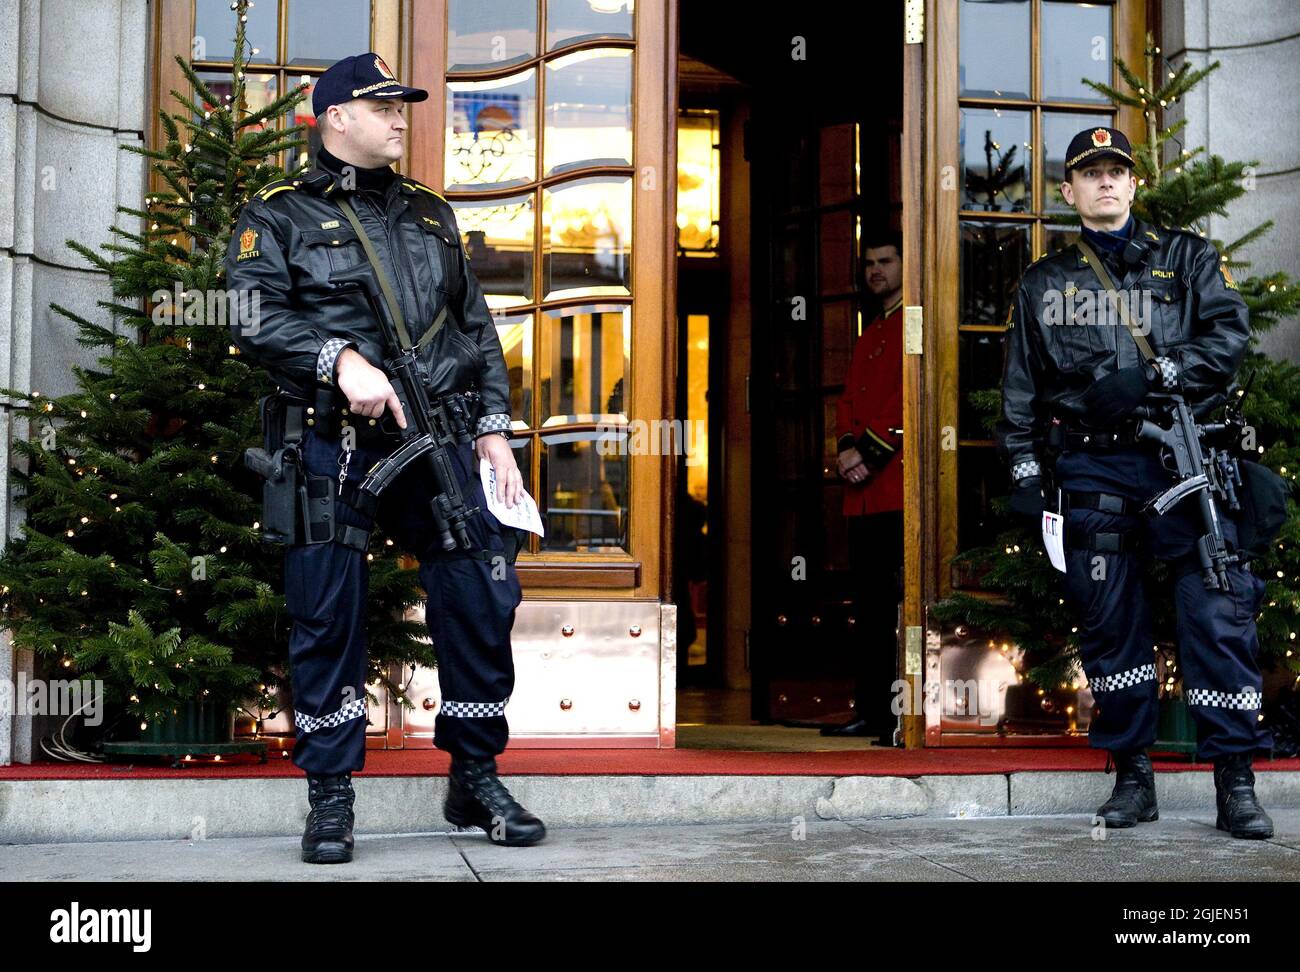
334, 523, 371, 552
336, 197, 415, 351
1066, 490, 1140, 516
1077, 238, 1159, 365
283, 398, 305, 445
1067, 527, 1140, 553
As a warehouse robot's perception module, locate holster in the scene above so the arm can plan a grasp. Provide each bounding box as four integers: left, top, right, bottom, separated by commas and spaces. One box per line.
243, 391, 370, 552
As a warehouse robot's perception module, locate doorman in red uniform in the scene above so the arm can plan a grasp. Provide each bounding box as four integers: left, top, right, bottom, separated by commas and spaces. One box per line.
823, 232, 905, 742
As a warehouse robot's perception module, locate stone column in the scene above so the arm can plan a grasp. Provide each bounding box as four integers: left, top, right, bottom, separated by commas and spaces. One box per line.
0, 0, 150, 763
1162, 0, 1300, 361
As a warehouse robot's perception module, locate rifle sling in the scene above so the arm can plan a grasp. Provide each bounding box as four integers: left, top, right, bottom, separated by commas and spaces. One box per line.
1075, 237, 1158, 365
335, 197, 415, 352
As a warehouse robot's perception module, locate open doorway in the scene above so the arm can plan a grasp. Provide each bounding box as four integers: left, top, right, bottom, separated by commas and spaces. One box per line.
673, 7, 905, 749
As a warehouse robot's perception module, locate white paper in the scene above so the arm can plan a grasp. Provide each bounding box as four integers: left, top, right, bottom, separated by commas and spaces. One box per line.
479, 458, 545, 536
1041, 509, 1066, 573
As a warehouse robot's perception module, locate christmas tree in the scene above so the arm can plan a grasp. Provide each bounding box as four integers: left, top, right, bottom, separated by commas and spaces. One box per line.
934, 36, 1300, 704
0, 1, 429, 745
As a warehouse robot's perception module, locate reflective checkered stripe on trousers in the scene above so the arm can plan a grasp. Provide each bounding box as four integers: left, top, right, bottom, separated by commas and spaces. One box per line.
440, 697, 510, 717
1186, 688, 1262, 710
1087, 663, 1156, 693
296, 697, 367, 734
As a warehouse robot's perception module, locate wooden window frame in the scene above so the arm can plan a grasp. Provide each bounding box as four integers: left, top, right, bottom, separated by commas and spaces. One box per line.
409, 0, 675, 599
924, 0, 1147, 601
150, 1, 677, 598
151, 0, 403, 196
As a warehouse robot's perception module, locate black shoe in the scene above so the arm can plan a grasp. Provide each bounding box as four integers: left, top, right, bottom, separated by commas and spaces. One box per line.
820, 717, 873, 737
1213, 752, 1274, 839
1096, 749, 1159, 828
444, 757, 546, 846
301, 772, 356, 864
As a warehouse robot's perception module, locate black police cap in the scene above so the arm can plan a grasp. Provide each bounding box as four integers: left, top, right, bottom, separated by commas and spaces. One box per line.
312, 52, 428, 118
1063, 126, 1136, 176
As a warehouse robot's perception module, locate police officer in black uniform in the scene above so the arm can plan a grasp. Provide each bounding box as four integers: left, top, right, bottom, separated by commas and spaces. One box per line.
226, 53, 545, 862
996, 126, 1274, 838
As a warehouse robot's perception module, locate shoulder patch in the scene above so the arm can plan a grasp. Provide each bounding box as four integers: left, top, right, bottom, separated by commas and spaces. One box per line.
236, 226, 260, 261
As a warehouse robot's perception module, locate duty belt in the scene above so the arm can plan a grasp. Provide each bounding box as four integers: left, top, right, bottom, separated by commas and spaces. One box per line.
1058, 423, 1144, 451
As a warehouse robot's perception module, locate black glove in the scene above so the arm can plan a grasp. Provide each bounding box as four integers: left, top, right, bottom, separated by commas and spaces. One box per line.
1080, 364, 1158, 426
1009, 475, 1045, 522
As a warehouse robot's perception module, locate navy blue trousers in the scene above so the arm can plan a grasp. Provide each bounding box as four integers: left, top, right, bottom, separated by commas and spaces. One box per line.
284, 425, 522, 774
1056, 447, 1271, 760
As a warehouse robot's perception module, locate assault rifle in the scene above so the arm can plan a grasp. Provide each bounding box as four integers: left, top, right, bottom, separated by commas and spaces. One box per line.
328, 259, 479, 552
1133, 390, 1244, 592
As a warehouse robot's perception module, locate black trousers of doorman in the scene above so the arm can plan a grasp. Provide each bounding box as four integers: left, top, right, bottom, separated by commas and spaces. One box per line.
848, 510, 904, 734
284, 425, 522, 775
1057, 447, 1272, 761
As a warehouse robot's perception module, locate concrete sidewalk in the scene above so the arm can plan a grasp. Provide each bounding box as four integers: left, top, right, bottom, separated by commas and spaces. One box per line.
5, 769, 1300, 843
2, 810, 1298, 881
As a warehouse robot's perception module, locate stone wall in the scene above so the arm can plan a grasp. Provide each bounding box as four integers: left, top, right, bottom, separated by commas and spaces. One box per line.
0, 0, 150, 764
1163, 0, 1300, 360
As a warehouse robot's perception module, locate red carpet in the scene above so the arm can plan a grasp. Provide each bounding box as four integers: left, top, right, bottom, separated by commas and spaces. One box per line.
2, 747, 1298, 780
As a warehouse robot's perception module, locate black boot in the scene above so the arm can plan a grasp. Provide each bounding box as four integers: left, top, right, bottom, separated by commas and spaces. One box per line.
1096, 749, 1159, 827
444, 757, 546, 846
301, 772, 356, 864
1213, 752, 1274, 839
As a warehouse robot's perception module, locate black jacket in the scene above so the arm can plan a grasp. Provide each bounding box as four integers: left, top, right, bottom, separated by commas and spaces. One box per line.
995, 219, 1250, 477
224, 163, 510, 435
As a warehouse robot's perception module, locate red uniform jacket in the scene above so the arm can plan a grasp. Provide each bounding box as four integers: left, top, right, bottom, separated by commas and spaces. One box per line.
836, 298, 904, 516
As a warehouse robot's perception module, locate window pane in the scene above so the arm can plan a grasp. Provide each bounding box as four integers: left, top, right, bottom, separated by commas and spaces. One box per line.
449, 0, 537, 71
960, 220, 1031, 325
1044, 224, 1081, 261
539, 304, 629, 425
958, 330, 1008, 440
773, 219, 815, 304
547, 0, 635, 51
960, 108, 1031, 212
287, 73, 321, 172
822, 299, 857, 392
511, 437, 535, 553
819, 209, 855, 295
1043, 111, 1114, 212
450, 193, 535, 308
446, 70, 538, 190
819, 123, 857, 207
542, 176, 632, 299
1042, 2, 1112, 103
543, 48, 633, 176
959, 0, 1030, 99
286, 0, 371, 67
958, 446, 1010, 555
494, 313, 534, 428
677, 110, 721, 255
540, 431, 628, 553
196, 71, 278, 133
195, 0, 278, 63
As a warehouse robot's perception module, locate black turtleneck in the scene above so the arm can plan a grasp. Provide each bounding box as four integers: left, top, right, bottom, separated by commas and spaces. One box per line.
316, 145, 397, 195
